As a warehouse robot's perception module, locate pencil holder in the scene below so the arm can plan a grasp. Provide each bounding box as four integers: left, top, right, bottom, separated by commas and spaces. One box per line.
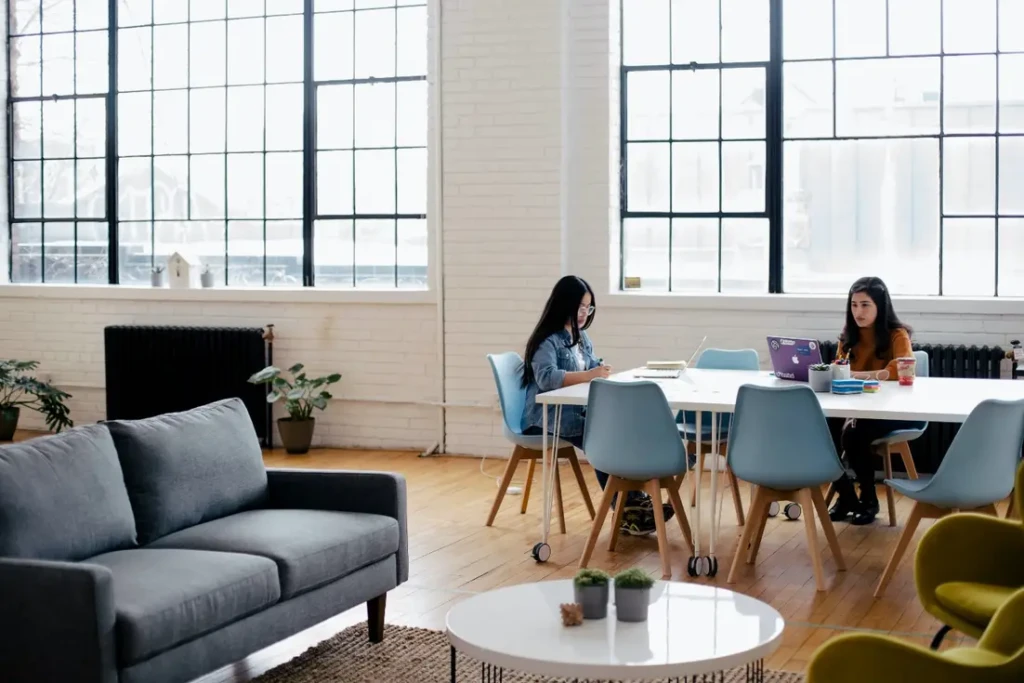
831, 363, 851, 380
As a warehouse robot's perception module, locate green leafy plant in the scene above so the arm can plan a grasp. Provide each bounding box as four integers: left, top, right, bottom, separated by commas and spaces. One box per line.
810, 363, 830, 371
0, 360, 73, 432
573, 568, 610, 588
247, 363, 341, 421
614, 567, 655, 589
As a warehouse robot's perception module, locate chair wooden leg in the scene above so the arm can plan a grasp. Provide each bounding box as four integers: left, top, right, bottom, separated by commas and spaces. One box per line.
663, 476, 694, 555
895, 442, 918, 479
607, 485, 628, 552
554, 461, 566, 534
809, 486, 845, 571
486, 446, 524, 526
579, 477, 619, 569
824, 481, 837, 508
727, 467, 746, 526
645, 479, 672, 579
520, 457, 536, 514
1007, 496, 1017, 519
729, 485, 767, 584
881, 447, 897, 527
746, 492, 771, 565
564, 448, 596, 519
874, 501, 928, 598
796, 488, 827, 592
979, 503, 1000, 516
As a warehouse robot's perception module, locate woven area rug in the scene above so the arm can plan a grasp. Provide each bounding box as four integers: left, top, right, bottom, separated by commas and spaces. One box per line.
253, 624, 804, 683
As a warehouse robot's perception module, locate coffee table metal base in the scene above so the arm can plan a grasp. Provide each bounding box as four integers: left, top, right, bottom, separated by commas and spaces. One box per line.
449, 646, 766, 683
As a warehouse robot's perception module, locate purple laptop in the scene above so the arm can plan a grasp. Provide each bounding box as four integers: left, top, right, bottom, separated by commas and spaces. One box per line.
766, 336, 823, 382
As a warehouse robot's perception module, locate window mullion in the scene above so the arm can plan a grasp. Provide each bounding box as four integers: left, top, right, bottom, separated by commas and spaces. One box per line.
302, 0, 315, 286
766, 0, 784, 293
107, 0, 120, 283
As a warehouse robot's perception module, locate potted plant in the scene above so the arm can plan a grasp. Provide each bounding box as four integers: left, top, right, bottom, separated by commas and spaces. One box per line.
200, 264, 215, 288
573, 568, 610, 619
151, 265, 166, 287
613, 568, 655, 622
0, 360, 73, 441
809, 363, 831, 392
247, 363, 341, 454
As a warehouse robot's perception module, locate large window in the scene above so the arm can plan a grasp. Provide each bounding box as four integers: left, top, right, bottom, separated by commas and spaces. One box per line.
7, 0, 428, 288
621, 0, 1024, 296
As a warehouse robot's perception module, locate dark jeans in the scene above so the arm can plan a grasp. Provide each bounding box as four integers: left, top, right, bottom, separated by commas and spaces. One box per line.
828, 417, 918, 499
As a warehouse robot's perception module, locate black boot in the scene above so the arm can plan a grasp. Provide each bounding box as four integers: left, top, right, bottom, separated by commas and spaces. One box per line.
852, 484, 879, 526
829, 476, 859, 522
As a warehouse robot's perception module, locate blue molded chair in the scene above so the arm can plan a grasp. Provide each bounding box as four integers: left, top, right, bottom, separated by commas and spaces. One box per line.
726, 384, 847, 591
873, 397, 1024, 597
485, 352, 596, 530
679, 348, 760, 525
579, 379, 694, 578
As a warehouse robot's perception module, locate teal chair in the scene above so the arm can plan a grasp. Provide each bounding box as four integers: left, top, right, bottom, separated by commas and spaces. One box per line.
726, 384, 847, 591
678, 348, 759, 525
579, 379, 694, 579
874, 397, 1024, 597
484, 352, 595, 530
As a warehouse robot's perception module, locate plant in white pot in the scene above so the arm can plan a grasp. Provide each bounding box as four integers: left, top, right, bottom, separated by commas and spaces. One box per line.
573, 568, 610, 619
613, 568, 655, 622
247, 363, 341, 454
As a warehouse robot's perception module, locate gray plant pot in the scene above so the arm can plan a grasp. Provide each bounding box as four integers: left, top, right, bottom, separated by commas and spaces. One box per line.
278, 417, 315, 454
614, 586, 651, 622
200, 271, 215, 288
808, 369, 832, 393
151, 270, 165, 287
573, 583, 609, 619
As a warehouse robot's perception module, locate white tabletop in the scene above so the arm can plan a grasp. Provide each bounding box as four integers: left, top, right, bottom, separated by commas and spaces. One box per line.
537, 368, 1024, 423
445, 580, 784, 679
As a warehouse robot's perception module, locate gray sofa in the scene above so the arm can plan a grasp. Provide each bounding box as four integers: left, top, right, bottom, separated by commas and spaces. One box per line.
0, 398, 408, 683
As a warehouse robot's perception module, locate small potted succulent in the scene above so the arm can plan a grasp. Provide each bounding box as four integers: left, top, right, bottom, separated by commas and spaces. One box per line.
573, 568, 610, 619
613, 568, 655, 622
809, 363, 831, 392
151, 265, 166, 287
200, 264, 216, 288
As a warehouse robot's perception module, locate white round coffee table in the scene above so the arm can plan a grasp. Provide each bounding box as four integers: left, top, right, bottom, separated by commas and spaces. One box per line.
445, 580, 783, 682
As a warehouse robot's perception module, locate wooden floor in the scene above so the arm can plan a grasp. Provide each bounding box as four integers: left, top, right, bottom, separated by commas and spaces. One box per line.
183, 446, 998, 682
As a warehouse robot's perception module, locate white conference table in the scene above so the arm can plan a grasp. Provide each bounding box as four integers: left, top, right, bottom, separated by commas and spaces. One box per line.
534, 368, 1024, 575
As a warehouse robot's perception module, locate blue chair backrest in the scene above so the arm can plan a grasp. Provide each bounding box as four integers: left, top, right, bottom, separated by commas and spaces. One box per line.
925, 398, 1024, 508
914, 349, 929, 378
727, 384, 845, 489
487, 352, 527, 436
679, 348, 760, 429
583, 379, 688, 480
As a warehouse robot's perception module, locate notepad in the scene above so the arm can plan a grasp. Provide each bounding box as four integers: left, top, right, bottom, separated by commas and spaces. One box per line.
831, 379, 865, 395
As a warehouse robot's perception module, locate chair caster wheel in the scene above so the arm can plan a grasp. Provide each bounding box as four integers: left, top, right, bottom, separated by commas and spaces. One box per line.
707, 556, 719, 577
767, 501, 780, 517
531, 543, 551, 563
784, 503, 802, 520
687, 556, 700, 577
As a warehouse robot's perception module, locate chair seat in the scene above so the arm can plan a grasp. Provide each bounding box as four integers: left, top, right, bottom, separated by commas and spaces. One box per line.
87, 548, 280, 665
872, 426, 927, 446
935, 581, 1018, 629
886, 475, 1008, 510
504, 425, 574, 451
148, 509, 400, 599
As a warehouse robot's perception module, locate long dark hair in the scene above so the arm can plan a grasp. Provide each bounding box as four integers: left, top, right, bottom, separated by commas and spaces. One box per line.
840, 276, 911, 361
522, 276, 595, 388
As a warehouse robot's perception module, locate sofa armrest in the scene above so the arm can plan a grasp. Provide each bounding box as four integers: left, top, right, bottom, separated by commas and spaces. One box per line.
266, 468, 409, 583
0, 558, 118, 683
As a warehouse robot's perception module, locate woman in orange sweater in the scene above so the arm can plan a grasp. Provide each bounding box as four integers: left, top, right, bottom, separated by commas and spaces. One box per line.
828, 276, 916, 526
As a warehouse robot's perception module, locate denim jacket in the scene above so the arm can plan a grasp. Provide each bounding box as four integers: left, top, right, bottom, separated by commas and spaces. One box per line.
522, 329, 599, 438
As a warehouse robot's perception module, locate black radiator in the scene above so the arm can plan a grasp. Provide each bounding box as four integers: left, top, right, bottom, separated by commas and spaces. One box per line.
819, 340, 1011, 474
104, 325, 274, 447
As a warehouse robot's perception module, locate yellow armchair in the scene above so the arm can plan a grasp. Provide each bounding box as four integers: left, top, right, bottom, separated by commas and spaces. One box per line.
915, 464, 1024, 646
807, 587, 1024, 683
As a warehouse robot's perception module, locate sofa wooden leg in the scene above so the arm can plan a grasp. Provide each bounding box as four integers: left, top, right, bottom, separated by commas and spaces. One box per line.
367, 593, 387, 643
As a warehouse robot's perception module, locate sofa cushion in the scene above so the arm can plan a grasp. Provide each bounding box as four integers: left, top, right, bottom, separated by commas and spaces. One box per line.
147, 509, 400, 599
86, 548, 280, 665
0, 425, 136, 561
105, 398, 268, 544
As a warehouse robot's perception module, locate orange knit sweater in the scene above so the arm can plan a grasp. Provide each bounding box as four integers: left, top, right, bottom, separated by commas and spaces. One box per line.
836, 327, 912, 380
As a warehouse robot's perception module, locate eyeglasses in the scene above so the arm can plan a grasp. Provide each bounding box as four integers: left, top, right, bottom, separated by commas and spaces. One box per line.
578, 305, 595, 316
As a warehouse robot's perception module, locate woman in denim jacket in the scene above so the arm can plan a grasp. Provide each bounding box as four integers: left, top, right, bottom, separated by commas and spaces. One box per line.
520, 275, 670, 536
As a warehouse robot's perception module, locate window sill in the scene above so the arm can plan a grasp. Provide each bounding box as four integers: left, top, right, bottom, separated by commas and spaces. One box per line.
604, 291, 1024, 316
0, 283, 436, 305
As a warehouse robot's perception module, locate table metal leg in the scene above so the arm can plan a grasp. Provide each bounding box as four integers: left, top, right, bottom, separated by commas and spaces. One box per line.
532, 404, 561, 563
688, 411, 703, 576
706, 411, 720, 577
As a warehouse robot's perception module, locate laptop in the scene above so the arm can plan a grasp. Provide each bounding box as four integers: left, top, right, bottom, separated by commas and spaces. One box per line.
634, 336, 708, 379
766, 336, 823, 382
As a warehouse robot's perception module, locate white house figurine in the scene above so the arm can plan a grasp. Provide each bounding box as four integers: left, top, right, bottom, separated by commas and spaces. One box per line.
167, 251, 202, 289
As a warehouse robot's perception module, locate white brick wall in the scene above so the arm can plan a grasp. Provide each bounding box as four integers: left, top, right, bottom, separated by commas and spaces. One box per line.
2, 0, 1023, 455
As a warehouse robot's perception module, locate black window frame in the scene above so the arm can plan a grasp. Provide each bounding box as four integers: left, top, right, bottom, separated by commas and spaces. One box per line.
5, 0, 428, 287
619, 0, 1024, 296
